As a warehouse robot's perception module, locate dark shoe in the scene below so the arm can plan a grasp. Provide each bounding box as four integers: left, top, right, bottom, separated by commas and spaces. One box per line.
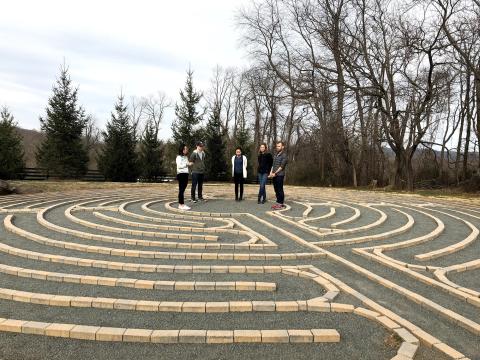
191, 198, 197, 203
199, 198, 207, 202
257, 200, 261, 204
261, 200, 266, 204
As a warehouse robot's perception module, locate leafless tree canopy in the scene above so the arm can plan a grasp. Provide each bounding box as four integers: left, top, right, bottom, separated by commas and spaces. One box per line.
226, 0, 480, 190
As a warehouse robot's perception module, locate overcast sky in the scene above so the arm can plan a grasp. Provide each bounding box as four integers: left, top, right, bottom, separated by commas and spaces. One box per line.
0, 0, 251, 139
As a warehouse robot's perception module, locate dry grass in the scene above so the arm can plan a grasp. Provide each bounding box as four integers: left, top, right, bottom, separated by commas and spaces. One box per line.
8, 180, 172, 195
4, 180, 480, 206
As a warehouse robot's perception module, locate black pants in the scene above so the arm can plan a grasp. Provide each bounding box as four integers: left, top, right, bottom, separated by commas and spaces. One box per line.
191, 173, 204, 200
177, 173, 188, 205
234, 173, 244, 200
273, 175, 285, 204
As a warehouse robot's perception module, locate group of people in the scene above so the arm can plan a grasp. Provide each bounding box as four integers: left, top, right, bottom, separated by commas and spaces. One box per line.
175, 141, 288, 211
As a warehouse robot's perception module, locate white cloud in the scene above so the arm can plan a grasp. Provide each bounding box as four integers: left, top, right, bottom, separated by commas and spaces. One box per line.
0, 0, 250, 139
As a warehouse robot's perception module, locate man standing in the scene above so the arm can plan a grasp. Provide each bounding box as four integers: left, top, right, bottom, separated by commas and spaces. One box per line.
190, 141, 206, 203
269, 141, 288, 209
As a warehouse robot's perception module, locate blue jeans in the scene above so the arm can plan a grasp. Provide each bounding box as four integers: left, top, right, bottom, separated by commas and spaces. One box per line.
191, 173, 204, 200
258, 173, 268, 201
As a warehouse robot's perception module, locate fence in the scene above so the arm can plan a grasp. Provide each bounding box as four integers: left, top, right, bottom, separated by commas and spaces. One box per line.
15, 168, 273, 184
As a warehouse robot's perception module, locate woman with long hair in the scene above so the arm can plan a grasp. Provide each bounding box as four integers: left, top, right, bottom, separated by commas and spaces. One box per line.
257, 143, 273, 204
176, 144, 192, 210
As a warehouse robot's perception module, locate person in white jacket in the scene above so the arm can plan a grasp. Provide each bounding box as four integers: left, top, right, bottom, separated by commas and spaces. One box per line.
231, 147, 247, 201
176, 144, 193, 210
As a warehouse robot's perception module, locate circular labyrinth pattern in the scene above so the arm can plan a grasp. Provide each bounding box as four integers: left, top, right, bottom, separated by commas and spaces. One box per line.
0, 187, 478, 360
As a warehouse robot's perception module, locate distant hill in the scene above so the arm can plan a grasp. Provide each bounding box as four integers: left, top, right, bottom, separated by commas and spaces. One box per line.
16, 127, 44, 168
15, 127, 100, 169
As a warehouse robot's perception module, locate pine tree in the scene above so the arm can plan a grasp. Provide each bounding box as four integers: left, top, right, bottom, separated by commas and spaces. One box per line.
0, 107, 25, 179
205, 107, 227, 180
171, 69, 203, 149
97, 94, 138, 182
36, 64, 89, 178
139, 119, 164, 181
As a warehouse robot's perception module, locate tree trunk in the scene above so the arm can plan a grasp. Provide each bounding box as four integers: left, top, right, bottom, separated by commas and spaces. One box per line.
393, 149, 413, 191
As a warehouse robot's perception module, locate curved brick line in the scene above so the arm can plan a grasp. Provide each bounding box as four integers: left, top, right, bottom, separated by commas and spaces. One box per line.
34, 211, 231, 250
7, 215, 267, 258
63, 205, 219, 242
414, 207, 479, 261
34, 199, 245, 250
371, 249, 439, 272
144, 200, 238, 223
92, 210, 275, 248
314, 208, 413, 247
62, 199, 212, 236
325, 204, 387, 235
434, 261, 480, 298
119, 205, 207, 227
0, 318, 341, 344
270, 204, 388, 239
163, 201, 238, 218
122, 199, 209, 226
358, 204, 445, 252
355, 249, 480, 307
329, 201, 362, 228
307, 266, 469, 360
229, 217, 277, 247
299, 206, 336, 225
0, 242, 311, 273
298, 198, 362, 228
24, 195, 130, 210
319, 248, 480, 335
0, 223, 321, 265
0, 286, 352, 316
0, 264, 276, 291
0, 264, 277, 292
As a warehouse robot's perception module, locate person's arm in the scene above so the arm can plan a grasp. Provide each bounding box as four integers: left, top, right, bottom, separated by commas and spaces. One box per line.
268, 154, 274, 172
277, 154, 287, 173
244, 156, 248, 178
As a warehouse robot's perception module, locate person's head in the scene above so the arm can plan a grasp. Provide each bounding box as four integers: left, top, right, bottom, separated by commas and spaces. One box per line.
259, 143, 267, 153
276, 141, 285, 152
179, 144, 188, 156
196, 141, 204, 152
235, 147, 242, 156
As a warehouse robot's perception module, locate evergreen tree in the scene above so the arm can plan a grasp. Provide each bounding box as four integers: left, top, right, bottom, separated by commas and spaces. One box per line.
171, 69, 203, 149
205, 107, 227, 180
36, 64, 89, 178
0, 106, 25, 179
139, 119, 164, 181
97, 94, 138, 182
235, 121, 253, 178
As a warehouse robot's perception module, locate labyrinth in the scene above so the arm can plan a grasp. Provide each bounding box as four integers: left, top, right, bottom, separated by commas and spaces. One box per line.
0, 185, 478, 360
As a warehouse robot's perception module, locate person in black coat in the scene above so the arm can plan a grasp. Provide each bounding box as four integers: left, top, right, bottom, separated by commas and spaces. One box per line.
257, 143, 273, 204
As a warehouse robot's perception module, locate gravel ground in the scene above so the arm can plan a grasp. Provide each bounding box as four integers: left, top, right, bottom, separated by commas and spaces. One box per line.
0, 189, 478, 359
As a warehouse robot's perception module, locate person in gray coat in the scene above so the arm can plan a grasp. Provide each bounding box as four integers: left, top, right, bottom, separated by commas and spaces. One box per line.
189, 141, 206, 203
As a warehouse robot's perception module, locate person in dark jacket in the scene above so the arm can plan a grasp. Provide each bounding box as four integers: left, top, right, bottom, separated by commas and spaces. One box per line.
189, 141, 206, 203
257, 143, 273, 204
231, 147, 247, 201
269, 141, 288, 209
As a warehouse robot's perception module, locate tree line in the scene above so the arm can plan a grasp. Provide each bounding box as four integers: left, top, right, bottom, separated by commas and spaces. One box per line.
1, 0, 479, 190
